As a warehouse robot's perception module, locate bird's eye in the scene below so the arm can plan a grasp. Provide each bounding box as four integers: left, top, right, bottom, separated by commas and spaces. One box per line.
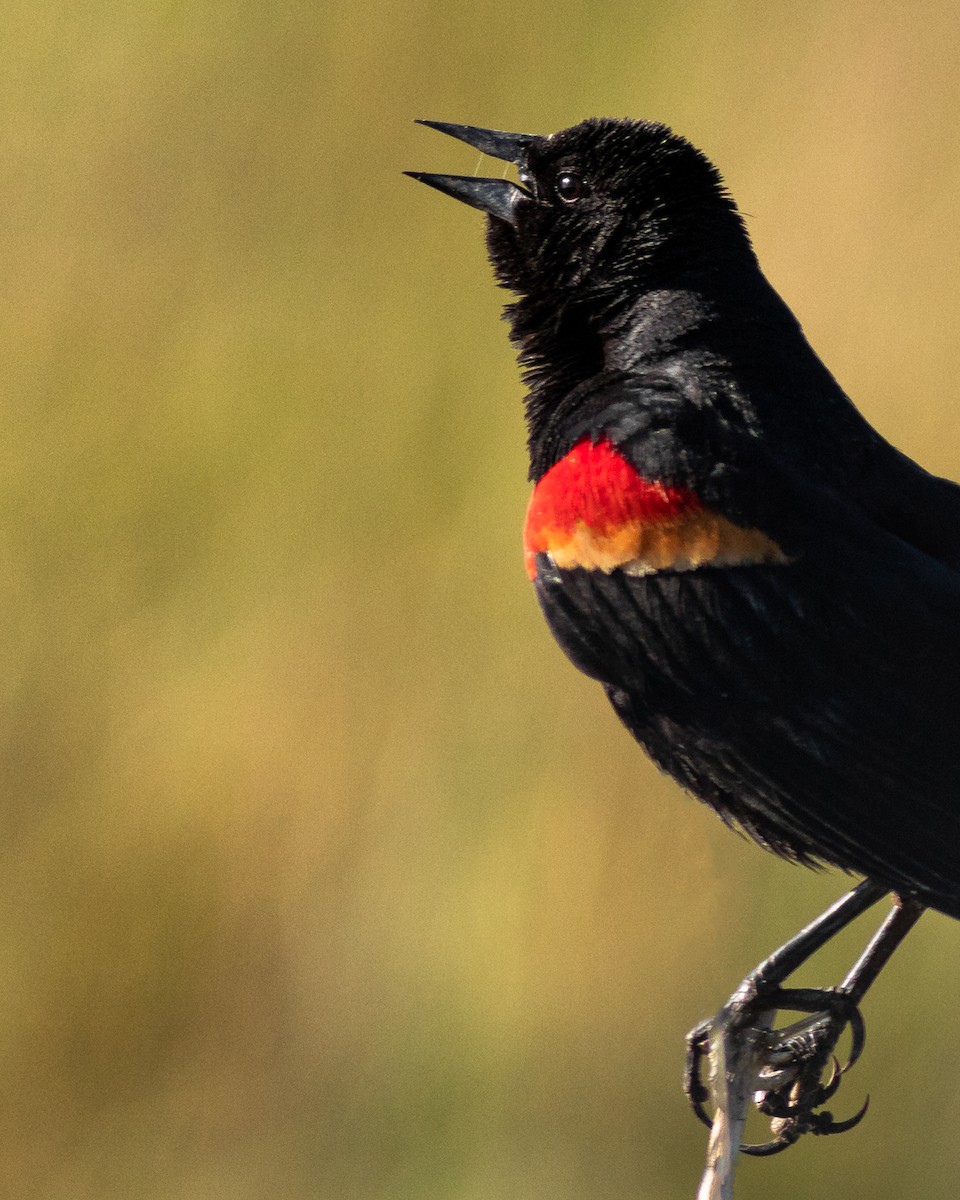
555, 172, 583, 203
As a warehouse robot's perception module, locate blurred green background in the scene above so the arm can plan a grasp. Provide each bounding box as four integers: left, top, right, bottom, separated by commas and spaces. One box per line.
3, 3, 960, 1197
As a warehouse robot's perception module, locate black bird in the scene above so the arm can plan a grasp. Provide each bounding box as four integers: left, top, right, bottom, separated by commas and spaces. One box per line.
407, 118, 959, 1152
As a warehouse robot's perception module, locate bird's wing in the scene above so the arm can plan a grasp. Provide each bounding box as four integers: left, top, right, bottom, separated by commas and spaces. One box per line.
530, 371, 960, 913
853, 438, 960, 572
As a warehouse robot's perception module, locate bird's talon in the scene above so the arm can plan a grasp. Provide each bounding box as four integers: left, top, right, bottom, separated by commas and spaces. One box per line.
841, 1006, 867, 1072
810, 1055, 844, 1105
811, 1094, 870, 1136
739, 1131, 799, 1157
683, 1024, 716, 1129
690, 1094, 714, 1131
687, 982, 872, 1154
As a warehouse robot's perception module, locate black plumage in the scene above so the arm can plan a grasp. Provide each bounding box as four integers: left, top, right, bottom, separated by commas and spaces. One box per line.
408, 117, 960, 918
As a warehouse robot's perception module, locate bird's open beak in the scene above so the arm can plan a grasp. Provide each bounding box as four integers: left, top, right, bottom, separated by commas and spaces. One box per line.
405, 120, 535, 227
413, 120, 532, 164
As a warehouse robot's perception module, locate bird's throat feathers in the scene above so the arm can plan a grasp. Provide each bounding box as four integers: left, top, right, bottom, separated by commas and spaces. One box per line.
523, 437, 787, 580
503, 281, 735, 478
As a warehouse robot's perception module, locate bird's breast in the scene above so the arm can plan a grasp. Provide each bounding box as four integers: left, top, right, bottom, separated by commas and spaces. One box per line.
523, 437, 787, 580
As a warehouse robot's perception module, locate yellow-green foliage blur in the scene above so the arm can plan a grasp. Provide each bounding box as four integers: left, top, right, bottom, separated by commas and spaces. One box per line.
4, 4, 960, 1198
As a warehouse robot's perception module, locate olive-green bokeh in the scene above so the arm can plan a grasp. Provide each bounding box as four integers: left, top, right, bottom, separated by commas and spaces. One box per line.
3, 3, 960, 1197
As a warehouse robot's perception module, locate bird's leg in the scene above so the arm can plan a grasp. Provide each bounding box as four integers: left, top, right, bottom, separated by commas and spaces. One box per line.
686, 879, 924, 1159
685, 880, 886, 1132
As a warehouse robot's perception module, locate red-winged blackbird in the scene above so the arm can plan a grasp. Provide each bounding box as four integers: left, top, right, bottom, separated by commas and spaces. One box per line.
408, 118, 960, 918
407, 120, 957, 1154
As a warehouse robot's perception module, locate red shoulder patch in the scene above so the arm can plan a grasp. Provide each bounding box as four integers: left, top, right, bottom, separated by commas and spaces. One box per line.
523, 437, 786, 580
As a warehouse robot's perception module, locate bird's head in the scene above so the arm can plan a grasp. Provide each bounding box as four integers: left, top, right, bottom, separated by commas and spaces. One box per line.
407, 118, 752, 312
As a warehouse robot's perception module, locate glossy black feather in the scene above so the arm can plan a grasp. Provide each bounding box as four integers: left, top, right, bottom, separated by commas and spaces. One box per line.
528, 367, 960, 914
419, 117, 960, 918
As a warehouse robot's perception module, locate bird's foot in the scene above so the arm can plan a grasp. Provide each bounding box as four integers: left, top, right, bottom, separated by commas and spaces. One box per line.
689, 886, 921, 1197
685, 983, 869, 1156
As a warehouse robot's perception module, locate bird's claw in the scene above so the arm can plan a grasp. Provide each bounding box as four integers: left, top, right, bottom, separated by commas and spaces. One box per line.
685, 985, 870, 1155
741, 1091, 870, 1156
